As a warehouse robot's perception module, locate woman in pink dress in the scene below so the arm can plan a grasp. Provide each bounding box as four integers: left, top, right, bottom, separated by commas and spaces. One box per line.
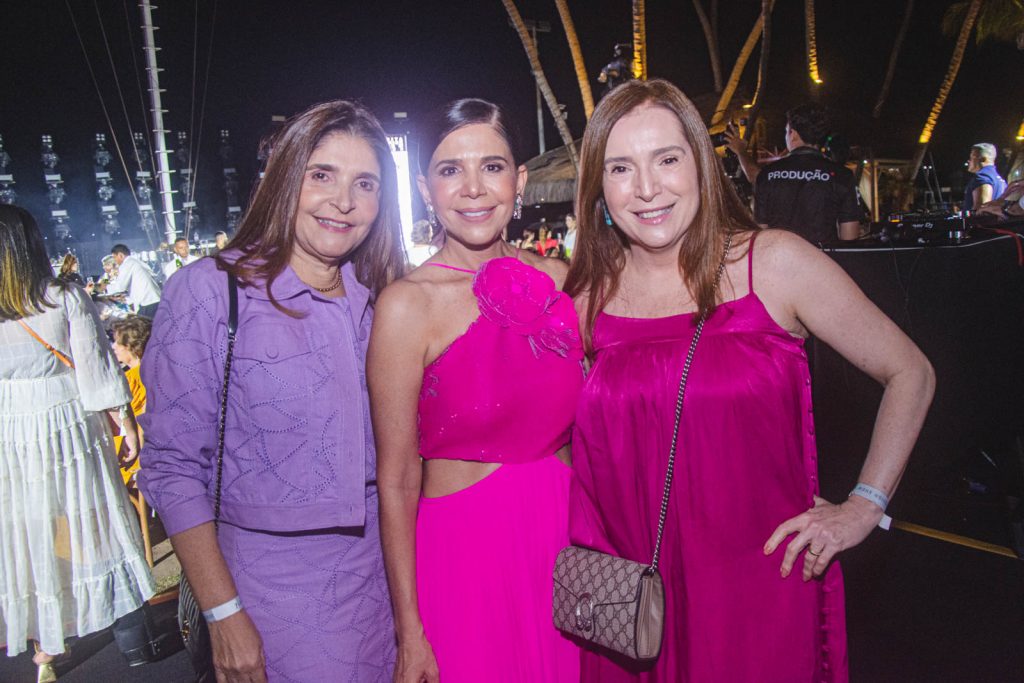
564, 79, 935, 681
369, 99, 582, 682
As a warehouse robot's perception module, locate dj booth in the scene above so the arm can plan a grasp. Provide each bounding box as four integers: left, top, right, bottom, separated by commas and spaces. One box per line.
811, 219, 1024, 538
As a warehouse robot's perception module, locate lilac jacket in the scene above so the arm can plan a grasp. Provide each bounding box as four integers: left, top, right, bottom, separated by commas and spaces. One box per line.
138, 255, 375, 536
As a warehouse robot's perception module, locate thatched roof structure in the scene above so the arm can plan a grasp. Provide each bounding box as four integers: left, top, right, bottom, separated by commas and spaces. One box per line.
522, 142, 579, 205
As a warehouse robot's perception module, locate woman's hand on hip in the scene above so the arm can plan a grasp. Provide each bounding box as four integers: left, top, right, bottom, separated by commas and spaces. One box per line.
764, 495, 883, 581
394, 632, 439, 683
209, 610, 267, 683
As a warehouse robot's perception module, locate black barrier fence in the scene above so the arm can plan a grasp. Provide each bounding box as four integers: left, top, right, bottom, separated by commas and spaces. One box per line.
813, 227, 1024, 551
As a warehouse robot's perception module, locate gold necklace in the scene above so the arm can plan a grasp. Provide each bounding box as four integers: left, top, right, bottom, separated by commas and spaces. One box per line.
311, 271, 342, 293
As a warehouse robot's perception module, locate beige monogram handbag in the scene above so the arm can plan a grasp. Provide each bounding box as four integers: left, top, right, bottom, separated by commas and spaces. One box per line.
552, 235, 732, 662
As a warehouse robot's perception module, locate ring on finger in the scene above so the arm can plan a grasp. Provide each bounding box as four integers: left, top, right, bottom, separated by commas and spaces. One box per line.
807, 546, 823, 557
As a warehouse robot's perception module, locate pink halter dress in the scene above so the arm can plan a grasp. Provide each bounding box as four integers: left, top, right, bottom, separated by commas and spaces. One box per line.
416, 257, 584, 682
571, 234, 848, 682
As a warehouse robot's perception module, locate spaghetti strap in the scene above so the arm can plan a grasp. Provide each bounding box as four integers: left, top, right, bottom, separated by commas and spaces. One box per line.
747, 231, 758, 293
425, 262, 476, 274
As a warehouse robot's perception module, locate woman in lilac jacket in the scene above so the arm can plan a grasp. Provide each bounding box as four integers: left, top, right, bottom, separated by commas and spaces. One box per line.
139, 101, 405, 683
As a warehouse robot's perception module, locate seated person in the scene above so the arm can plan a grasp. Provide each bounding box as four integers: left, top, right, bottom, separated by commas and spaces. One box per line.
110, 315, 153, 486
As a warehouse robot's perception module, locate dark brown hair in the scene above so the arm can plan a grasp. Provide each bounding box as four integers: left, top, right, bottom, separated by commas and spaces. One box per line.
217, 100, 406, 311
417, 98, 521, 174
111, 315, 153, 360
0, 204, 64, 321
564, 79, 758, 352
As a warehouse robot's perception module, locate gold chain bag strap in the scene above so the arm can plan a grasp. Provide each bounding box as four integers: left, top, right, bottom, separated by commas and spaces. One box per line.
552, 234, 733, 661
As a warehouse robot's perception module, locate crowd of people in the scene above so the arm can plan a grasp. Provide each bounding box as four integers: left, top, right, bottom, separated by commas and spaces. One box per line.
0, 79, 941, 683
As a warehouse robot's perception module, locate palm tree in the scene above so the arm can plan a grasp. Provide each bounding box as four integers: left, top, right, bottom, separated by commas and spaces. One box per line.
501, 0, 580, 171
942, 0, 1024, 46
632, 0, 647, 80
692, 0, 723, 93
710, 0, 776, 127
873, 0, 915, 120
804, 0, 823, 90
744, 0, 773, 134
553, 0, 595, 120
909, 0, 983, 180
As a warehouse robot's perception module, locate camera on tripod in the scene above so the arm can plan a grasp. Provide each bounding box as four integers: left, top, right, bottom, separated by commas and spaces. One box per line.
710, 118, 748, 147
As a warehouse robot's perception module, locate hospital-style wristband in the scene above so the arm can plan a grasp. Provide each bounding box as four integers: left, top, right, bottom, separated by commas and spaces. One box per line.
203, 596, 243, 623
849, 483, 893, 530
849, 482, 889, 511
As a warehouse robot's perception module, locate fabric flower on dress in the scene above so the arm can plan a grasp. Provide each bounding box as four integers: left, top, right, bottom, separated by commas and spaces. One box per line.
473, 257, 583, 360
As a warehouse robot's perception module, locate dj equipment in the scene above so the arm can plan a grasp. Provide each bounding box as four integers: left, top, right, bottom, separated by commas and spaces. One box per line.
876, 211, 970, 243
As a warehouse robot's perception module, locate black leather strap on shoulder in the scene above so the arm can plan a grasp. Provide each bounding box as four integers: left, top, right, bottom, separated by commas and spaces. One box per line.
213, 273, 239, 529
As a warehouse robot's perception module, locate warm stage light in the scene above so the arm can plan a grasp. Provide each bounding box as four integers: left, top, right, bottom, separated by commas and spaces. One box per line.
1016, 118, 1024, 141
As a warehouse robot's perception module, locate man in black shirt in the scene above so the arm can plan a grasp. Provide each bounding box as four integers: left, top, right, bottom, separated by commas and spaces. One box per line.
738, 104, 862, 244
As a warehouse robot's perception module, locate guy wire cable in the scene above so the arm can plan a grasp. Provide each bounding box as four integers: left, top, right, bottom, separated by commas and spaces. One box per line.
119, 0, 158, 181
64, 0, 141, 209
189, 0, 220, 214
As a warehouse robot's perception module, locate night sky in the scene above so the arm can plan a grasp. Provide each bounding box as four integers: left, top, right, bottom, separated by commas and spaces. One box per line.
1, 0, 1021, 246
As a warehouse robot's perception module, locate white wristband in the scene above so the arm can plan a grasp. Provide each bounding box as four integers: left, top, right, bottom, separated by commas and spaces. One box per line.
202, 596, 243, 623
849, 482, 890, 512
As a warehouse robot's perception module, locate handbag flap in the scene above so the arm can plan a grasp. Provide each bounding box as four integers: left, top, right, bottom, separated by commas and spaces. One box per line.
553, 546, 646, 607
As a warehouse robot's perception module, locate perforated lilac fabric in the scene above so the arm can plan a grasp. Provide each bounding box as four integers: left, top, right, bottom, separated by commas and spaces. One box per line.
139, 256, 394, 680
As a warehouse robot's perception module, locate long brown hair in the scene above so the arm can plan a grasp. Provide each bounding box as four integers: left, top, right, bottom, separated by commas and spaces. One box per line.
58, 253, 78, 279
0, 204, 64, 321
217, 100, 406, 311
564, 79, 758, 351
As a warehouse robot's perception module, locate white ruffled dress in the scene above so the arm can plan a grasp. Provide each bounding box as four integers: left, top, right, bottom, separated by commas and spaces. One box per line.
0, 284, 154, 656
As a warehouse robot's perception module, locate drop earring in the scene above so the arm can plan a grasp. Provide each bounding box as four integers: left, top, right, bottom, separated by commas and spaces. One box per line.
513, 194, 523, 220
427, 204, 438, 229
602, 201, 614, 226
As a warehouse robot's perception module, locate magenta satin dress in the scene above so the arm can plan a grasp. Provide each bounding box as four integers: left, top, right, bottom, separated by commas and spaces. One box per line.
571, 235, 848, 682
416, 257, 583, 682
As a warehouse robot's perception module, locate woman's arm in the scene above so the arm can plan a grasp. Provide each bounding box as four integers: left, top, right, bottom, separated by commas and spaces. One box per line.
173, 523, 266, 682
137, 264, 266, 682
758, 231, 935, 580
367, 282, 439, 683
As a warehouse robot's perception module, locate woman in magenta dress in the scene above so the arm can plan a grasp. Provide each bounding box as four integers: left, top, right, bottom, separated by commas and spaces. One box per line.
369, 99, 582, 682
564, 79, 935, 681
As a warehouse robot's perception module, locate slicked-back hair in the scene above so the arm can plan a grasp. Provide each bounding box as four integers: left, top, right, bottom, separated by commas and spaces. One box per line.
0, 204, 64, 321
417, 98, 521, 175
564, 78, 758, 354
216, 100, 406, 313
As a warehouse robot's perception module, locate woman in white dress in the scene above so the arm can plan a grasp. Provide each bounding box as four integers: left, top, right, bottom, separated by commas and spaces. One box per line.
0, 205, 157, 681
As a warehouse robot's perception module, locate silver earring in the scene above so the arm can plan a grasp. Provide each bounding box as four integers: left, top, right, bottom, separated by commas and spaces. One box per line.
427, 204, 438, 229
513, 194, 523, 220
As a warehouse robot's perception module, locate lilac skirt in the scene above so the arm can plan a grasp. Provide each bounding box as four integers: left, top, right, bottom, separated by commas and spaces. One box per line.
218, 486, 394, 683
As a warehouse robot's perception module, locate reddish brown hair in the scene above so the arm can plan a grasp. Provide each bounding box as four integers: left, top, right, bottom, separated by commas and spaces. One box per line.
564, 79, 758, 352
217, 100, 406, 312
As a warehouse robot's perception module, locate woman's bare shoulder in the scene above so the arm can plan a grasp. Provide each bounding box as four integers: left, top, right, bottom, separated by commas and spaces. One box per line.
519, 250, 569, 288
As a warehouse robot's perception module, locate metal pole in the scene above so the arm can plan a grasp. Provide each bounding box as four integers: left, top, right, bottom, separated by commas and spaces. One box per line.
140, 0, 177, 244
